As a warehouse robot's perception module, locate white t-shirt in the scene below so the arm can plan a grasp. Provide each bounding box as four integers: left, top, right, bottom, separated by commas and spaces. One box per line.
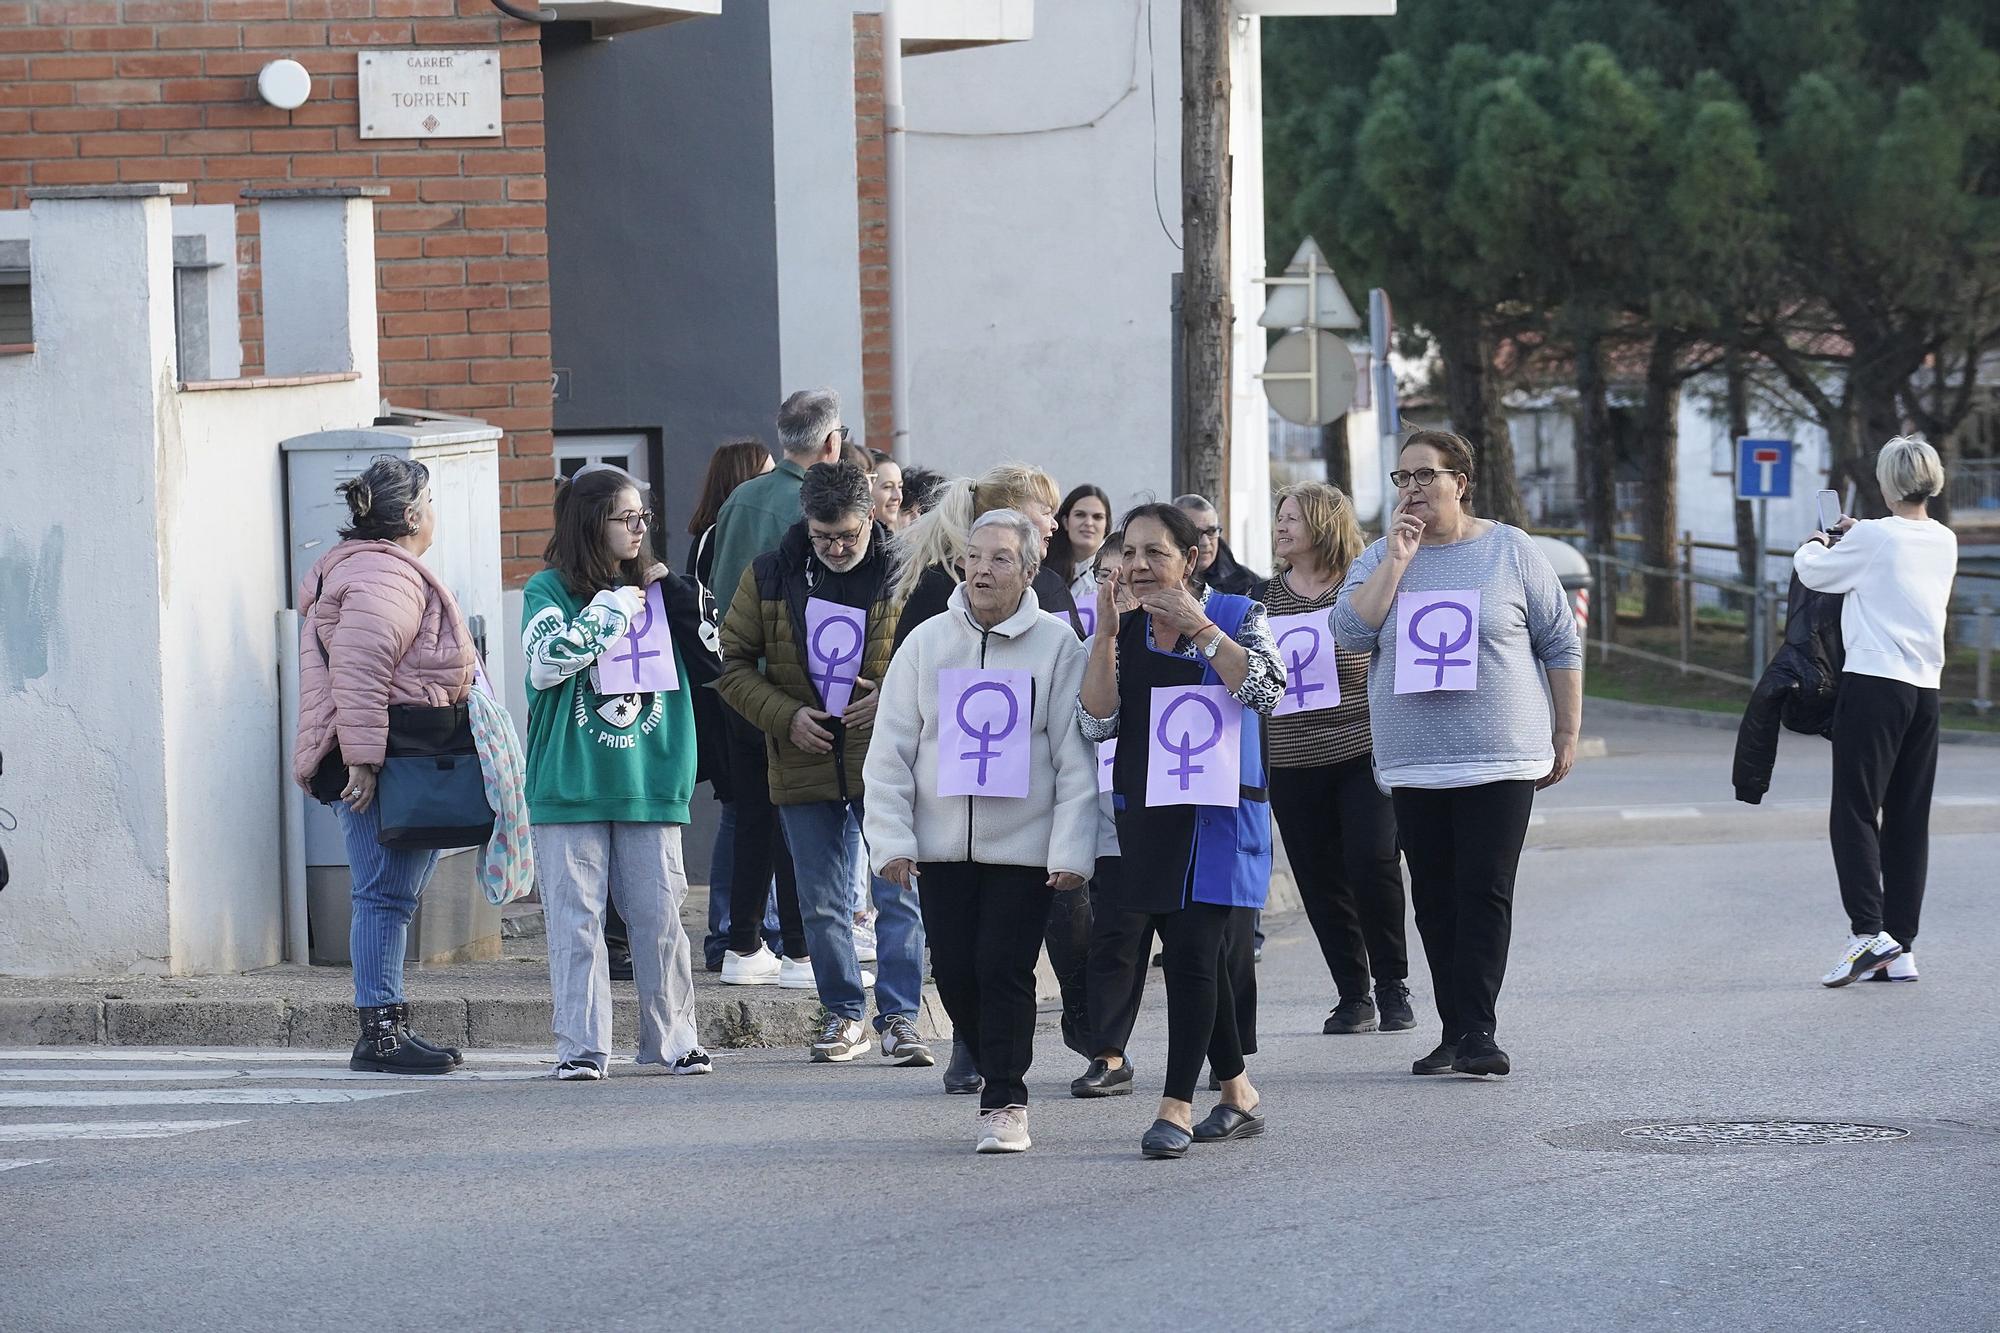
1793, 516, 1958, 689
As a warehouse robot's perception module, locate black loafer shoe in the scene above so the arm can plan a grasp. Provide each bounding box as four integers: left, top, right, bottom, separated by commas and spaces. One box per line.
1412, 1041, 1458, 1075
1070, 1058, 1134, 1098
1452, 1031, 1510, 1076
1192, 1103, 1265, 1142
942, 1037, 984, 1095
1141, 1118, 1193, 1159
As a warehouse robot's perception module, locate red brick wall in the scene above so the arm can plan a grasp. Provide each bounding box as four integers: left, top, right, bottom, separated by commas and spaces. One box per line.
0, 0, 553, 583
852, 11, 888, 450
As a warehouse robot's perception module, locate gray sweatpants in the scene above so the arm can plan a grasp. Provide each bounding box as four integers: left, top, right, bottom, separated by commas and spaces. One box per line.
533, 821, 699, 1071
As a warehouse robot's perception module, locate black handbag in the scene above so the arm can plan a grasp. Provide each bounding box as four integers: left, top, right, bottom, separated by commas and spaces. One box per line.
309, 574, 495, 851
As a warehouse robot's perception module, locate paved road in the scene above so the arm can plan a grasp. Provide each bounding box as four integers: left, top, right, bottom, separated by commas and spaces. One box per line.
4, 716, 1998, 1332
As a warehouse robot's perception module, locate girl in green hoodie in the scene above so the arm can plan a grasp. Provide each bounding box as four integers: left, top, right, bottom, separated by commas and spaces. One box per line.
522, 465, 708, 1080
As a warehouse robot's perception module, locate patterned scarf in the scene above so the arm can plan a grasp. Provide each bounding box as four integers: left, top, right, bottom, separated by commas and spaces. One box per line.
467, 683, 535, 906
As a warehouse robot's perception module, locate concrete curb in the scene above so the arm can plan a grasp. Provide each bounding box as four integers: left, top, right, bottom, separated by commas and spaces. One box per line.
1585, 694, 2000, 746
0, 985, 949, 1050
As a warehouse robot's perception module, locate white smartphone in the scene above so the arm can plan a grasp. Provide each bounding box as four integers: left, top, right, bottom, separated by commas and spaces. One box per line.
1815, 488, 1843, 534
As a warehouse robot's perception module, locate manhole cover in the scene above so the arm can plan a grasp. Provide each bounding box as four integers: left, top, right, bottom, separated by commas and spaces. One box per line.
1619, 1121, 1909, 1146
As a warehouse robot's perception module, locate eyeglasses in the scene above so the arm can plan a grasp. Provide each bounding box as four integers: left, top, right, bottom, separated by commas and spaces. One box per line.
1194, 525, 1221, 540
808, 527, 864, 552
835, 425, 852, 446
1390, 467, 1463, 489
608, 510, 652, 534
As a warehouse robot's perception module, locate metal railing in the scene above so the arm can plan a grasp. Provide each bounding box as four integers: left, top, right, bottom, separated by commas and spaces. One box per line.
1947, 459, 2000, 521
1586, 548, 1997, 714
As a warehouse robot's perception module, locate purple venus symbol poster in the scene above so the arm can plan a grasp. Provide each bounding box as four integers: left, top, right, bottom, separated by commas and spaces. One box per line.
935, 668, 1033, 799
1098, 738, 1116, 794
591, 581, 678, 695
1145, 684, 1241, 808
1394, 588, 1481, 694
804, 597, 866, 715
1073, 604, 1097, 638
1266, 611, 1341, 717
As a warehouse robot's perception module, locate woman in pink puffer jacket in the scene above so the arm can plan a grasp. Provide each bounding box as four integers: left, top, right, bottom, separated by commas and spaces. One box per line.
295, 455, 474, 1076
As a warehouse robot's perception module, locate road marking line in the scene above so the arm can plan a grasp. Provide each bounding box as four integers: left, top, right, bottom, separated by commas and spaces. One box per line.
0, 1119, 248, 1143
1936, 795, 2000, 807
0, 1088, 416, 1108
0, 1158, 52, 1171
0, 1068, 547, 1084
0, 1049, 555, 1066
1619, 807, 1703, 820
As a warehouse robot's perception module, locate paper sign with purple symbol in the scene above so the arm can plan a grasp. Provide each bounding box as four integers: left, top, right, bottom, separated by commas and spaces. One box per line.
1098, 738, 1116, 794
1074, 604, 1097, 638
1144, 684, 1242, 808
804, 597, 866, 715
935, 668, 1033, 799
590, 581, 679, 695
1267, 611, 1341, 716
1393, 588, 1481, 695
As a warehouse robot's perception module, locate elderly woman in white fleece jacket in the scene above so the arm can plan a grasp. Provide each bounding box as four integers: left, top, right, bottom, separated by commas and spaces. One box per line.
864, 509, 1098, 1155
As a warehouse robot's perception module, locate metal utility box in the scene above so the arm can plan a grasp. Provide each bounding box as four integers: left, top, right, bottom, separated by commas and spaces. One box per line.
281, 418, 506, 967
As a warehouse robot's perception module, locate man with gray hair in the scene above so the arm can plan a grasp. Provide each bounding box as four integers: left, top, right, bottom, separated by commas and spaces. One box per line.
708, 389, 847, 993
1174, 493, 1263, 596
716, 462, 930, 1065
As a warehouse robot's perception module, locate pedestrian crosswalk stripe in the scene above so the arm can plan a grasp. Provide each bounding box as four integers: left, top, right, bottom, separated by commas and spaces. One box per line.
0, 1119, 248, 1143
0, 1088, 417, 1109
0, 1158, 51, 1171
0, 1049, 555, 1066
1619, 806, 1702, 820
0, 1068, 547, 1083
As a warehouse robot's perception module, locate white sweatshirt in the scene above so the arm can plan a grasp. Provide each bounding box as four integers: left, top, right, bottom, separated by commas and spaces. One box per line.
863, 585, 1098, 879
1793, 515, 1958, 688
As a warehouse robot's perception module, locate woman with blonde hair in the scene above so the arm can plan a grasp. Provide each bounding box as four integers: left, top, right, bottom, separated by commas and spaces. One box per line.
1256, 481, 1411, 1038
1796, 434, 1959, 987
891, 463, 1068, 639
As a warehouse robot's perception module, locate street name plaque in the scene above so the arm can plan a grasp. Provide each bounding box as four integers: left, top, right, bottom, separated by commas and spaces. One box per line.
357, 49, 502, 140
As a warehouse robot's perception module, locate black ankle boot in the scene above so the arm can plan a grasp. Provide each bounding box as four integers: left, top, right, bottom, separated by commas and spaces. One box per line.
351, 1005, 455, 1075
390, 1002, 463, 1067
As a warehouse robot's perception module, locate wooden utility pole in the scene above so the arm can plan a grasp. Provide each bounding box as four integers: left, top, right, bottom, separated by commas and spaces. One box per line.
1180, 0, 1231, 518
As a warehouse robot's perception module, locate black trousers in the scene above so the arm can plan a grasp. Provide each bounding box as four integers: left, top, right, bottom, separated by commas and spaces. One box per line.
1830, 674, 1940, 950
1270, 757, 1407, 999
1390, 781, 1535, 1044
723, 705, 805, 958
1084, 857, 1152, 1057
1042, 880, 1092, 1054
1154, 901, 1250, 1103
918, 861, 1055, 1111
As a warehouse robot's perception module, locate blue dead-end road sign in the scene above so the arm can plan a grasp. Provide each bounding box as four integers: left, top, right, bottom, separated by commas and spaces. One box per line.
1736, 438, 1794, 500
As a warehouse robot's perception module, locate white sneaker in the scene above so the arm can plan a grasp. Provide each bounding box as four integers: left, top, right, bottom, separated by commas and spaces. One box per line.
1821, 932, 1903, 987
1863, 952, 1920, 982
779, 956, 873, 990
976, 1106, 1032, 1154
810, 1014, 871, 1063
853, 921, 878, 964
720, 945, 782, 986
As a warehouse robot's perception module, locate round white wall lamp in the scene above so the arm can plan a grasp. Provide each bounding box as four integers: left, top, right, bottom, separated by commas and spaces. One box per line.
257, 59, 312, 111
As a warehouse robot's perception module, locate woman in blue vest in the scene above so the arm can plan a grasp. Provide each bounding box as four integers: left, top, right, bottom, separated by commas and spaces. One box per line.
1077, 503, 1285, 1159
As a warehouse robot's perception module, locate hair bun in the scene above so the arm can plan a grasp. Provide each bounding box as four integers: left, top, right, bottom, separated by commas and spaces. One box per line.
340, 478, 374, 519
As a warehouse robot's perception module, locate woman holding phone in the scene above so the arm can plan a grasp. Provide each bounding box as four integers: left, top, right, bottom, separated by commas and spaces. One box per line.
1795, 435, 1958, 987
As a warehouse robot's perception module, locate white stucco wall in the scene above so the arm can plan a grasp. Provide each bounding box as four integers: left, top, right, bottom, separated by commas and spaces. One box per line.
900, 0, 1181, 517
769, 0, 869, 433
0, 192, 179, 976
0, 188, 382, 977
1672, 380, 1829, 586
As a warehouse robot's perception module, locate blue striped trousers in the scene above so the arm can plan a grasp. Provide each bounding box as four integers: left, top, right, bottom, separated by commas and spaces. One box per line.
334, 801, 441, 1008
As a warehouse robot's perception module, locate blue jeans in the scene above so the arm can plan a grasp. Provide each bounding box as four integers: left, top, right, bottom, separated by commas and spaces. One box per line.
777, 797, 924, 1027
704, 801, 782, 968
334, 801, 440, 1008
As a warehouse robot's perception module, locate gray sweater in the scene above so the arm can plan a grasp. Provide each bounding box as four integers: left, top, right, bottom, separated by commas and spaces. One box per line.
1331, 524, 1582, 782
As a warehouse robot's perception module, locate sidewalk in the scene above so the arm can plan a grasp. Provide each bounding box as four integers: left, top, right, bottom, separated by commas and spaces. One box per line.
2, 846, 1311, 1053
0, 900, 949, 1051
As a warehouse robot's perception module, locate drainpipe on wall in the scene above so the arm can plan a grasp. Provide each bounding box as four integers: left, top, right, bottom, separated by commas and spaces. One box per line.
276, 609, 310, 965
881, 0, 912, 463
